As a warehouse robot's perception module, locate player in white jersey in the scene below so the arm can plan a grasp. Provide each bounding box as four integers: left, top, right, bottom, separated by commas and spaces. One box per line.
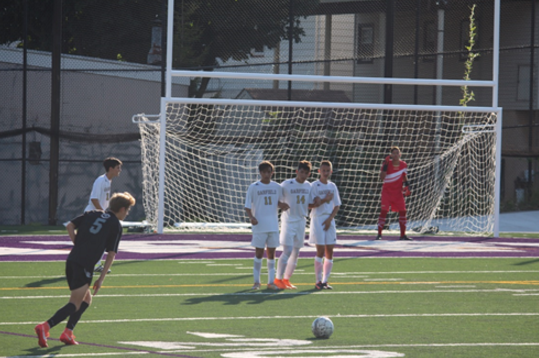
85, 157, 122, 212
309, 160, 341, 290
273, 160, 312, 290
245, 161, 289, 290
85, 157, 122, 273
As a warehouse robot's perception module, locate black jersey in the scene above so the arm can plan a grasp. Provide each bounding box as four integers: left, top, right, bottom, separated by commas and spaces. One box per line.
67, 210, 123, 270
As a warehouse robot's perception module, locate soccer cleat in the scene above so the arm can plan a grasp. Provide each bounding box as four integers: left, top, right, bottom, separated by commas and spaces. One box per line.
322, 282, 333, 290
34, 322, 50, 348
399, 235, 413, 241
251, 282, 261, 290
282, 279, 297, 289
315, 281, 324, 290
94, 264, 111, 274
273, 278, 287, 289
266, 283, 281, 290
59, 328, 79, 345
375, 235, 382, 240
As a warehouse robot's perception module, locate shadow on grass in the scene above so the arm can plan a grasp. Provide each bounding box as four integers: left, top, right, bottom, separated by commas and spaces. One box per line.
184, 287, 318, 306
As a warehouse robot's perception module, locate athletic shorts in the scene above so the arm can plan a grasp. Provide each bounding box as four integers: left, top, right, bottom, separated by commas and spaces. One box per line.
381, 190, 406, 212
280, 220, 307, 248
251, 231, 280, 249
308, 215, 337, 246
65, 260, 93, 290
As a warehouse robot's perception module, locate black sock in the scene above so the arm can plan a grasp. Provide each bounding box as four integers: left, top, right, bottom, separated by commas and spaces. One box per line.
66, 301, 89, 330
47, 302, 77, 329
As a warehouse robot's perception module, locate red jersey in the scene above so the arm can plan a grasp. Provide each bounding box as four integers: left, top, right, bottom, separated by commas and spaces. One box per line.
381, 160, 407, 195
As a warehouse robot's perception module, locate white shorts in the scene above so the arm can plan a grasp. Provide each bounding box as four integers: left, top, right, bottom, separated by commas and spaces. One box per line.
251, 232, 280, 249
308, 215, 337, 246
280, 220, 306, 248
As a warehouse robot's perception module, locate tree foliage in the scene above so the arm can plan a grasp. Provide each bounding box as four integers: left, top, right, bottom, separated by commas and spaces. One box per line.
1, 0, 320, 96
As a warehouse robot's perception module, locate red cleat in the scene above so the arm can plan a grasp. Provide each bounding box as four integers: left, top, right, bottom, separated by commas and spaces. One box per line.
282, 279, 297, 289
34, 322, 50, 348
273, 278, 287, 289
59, 328, 79, 345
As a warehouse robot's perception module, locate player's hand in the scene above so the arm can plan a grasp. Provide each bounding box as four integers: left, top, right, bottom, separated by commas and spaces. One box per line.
324, 193, 334, 204
323, 219, 331, 231
92, 279, 103, 296
278, 202, 290, 211
403, 187, 411, 197
250, 217, 258, 226
382, 156, 391, 171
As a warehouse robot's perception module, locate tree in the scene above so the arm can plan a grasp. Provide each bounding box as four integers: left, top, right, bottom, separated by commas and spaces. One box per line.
174, 0, 320, 97
1, 0, 319, 97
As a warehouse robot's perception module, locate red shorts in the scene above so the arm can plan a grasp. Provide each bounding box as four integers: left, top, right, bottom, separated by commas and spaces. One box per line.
381, 190, 406, 212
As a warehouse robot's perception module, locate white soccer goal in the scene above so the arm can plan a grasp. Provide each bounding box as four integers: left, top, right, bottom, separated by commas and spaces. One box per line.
135, 98, 501, 236
134, 0, 502, 236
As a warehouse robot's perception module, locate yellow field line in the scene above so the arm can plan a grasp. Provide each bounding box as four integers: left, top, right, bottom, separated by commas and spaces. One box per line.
1, 280, 539, 291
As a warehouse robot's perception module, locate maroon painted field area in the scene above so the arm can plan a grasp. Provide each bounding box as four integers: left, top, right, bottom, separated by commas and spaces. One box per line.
1, 234, 539, 261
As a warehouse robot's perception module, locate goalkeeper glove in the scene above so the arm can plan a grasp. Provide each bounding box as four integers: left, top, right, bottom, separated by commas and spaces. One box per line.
382, 156, 391, 172
403, 180, 411, 197
403, 187, 411, 197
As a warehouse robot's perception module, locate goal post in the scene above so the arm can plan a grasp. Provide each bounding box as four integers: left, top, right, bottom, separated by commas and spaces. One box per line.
135, 96, 501, 236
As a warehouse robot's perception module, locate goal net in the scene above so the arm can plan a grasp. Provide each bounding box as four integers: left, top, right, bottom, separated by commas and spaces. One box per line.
136, 100, 498, 235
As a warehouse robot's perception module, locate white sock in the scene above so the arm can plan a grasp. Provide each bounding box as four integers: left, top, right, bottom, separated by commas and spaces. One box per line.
322, 259, 334, 283
267, 259, 275, 284
284, 247, 300, 280
253, 257, 262, 283
314, 256, 324, 283
277, 246, 292, 280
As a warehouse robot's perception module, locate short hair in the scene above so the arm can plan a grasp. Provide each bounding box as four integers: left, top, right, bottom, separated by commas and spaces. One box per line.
103, 157, 122, 172
390, 146, 400, 153
298, 160, 312, 172
258, 161, 274, 172
320, 160, 332, 170
108, 192, 136, 213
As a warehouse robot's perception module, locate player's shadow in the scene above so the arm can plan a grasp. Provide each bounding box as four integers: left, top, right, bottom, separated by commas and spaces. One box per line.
184, 289, 315, 306
513, 258, 539, 265
24, 276, 65, 287
23, 344, 63, 356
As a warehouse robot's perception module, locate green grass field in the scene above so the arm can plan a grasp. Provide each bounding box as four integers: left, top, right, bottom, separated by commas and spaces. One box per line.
1, 256, 539, 357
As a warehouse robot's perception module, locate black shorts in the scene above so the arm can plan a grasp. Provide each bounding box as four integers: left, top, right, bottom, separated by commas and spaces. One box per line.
65, 260, 93, 290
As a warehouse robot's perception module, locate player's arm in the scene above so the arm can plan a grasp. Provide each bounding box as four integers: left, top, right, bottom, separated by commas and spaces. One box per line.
92, 251, 116, 296
323, 205, 340, 231
245, 208, 258, 226
278, 201, 290, 211
91, 198, 103, 211
402, 173, 411, 196
380, 156, 391, 181
321, 192, 334, 204
66, 222, 77, 244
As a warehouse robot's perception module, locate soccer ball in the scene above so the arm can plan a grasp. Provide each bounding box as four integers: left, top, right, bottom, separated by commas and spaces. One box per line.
311, 316, 334, 339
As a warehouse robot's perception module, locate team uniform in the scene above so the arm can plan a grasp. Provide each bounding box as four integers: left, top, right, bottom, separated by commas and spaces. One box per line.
84, 174, 112, 212
380, 160, 408, 212
309, 180, 342, 245
245, 180, 283, 248
66, 210, 123, 289
280, 179, 312, 248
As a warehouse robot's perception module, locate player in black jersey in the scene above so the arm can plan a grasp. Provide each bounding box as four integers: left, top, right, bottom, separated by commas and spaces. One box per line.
34, 192, 135, 348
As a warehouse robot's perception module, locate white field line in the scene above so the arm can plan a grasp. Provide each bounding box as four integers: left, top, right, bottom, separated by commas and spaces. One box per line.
2, 288, 539, 300
1, 270, 539, 279
3, 343, 539, 358
3, 312, 539, 326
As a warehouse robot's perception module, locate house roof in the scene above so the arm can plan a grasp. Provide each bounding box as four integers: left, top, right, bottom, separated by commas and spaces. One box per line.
237, 88, 351, 103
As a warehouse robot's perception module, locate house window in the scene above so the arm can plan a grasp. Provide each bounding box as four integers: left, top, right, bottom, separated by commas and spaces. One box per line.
460, 18, 479, 61
517, 65, 531, 101
357, 24, 374, 63
422, 21, 436, 62
251, 44, 265, 58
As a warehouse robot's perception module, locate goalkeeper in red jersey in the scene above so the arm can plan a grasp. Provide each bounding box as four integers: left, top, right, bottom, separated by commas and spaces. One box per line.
376, 146, 412, 241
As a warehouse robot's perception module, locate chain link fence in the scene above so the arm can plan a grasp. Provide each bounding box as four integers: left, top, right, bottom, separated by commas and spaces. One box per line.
1, 0, 538, 225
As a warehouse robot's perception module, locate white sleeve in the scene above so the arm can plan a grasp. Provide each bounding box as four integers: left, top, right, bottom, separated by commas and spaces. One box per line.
89, 178, 102, 200
333, 184, 342, 206
244, 185, 253, 209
